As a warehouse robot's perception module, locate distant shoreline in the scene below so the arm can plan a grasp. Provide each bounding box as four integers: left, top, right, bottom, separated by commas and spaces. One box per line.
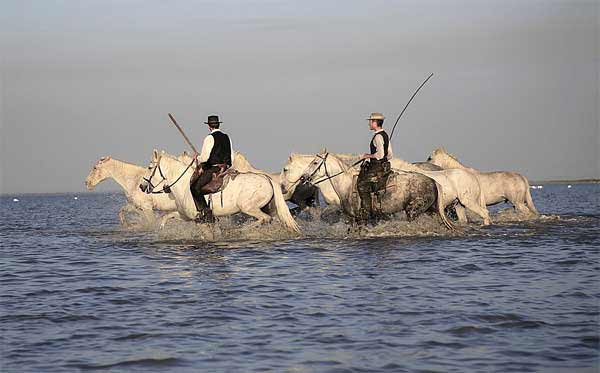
1, 178, 599, 197
529, 178, 600, 185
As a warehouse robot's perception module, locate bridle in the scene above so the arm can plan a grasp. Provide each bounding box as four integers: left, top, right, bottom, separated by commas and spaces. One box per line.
143, 155, 196, 194
303, 153, 365, 186
298, 152, 360, 205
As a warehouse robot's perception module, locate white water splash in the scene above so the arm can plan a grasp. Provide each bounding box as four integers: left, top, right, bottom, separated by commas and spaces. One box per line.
116, 205, 548, 242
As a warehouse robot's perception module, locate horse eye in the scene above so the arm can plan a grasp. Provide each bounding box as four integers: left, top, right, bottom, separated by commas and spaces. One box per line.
312, 161, 318, 165
283, 168, 288, 172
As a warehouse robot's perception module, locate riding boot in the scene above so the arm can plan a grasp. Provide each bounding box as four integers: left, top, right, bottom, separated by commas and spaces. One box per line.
357, 208, 369, 226
195, 207, 215, 224
357, 188, 372, 226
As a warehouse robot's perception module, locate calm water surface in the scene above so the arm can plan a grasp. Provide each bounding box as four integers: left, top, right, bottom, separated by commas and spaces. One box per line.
1, 184, 599, 372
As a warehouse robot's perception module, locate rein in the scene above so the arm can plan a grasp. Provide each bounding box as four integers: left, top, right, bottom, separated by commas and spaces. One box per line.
312, 157, 364, 185
301, 153, 362, 207
144, 157, 196, 194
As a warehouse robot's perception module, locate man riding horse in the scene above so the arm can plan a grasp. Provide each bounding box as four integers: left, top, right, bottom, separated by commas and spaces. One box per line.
190, 115, 234, 223
357, 112, 394, 225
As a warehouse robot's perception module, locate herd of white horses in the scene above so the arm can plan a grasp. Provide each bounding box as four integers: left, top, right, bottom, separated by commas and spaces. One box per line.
85, 148, 538, 234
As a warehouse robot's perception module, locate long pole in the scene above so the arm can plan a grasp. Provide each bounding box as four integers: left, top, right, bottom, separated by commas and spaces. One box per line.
389, 73, 434, 141
168, 113, 199, 154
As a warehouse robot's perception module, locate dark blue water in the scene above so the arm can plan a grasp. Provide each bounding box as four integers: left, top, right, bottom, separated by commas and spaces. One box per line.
2, 184, 599, 372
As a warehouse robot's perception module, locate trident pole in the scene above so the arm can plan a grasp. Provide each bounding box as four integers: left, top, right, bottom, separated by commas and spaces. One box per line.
167, 113, 200, 154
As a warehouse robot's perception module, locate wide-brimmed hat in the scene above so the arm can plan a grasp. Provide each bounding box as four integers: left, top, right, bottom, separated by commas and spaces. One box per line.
366, 112, 385, 121
204, 115, 222, 125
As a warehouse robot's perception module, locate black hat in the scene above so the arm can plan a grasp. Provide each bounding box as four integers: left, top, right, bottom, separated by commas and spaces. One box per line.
204, 115, 222, 125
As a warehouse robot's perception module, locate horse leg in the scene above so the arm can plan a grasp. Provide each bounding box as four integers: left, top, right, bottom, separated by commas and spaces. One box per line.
242, 208, 273, 227
513, 201, 530, 215
118, 205, 129, 226
405, 199, 422, 222
159, 212, 180, 229
141, 208, 155, 224
454, 204, 468, 223
462, 198, 491, 226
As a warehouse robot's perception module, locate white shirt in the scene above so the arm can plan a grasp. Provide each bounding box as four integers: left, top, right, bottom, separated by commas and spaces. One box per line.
372, 129, 393, 160
198, 129, 235, 164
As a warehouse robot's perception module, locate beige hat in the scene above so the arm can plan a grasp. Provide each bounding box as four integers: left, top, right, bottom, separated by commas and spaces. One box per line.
366, 112, 385, 121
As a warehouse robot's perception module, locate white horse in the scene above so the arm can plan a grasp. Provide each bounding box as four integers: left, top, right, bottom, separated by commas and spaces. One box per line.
180, 151, 318, 209
140, 150, 300, 233
284, 153, 465, 221
408, 167, 491, 226
283, 151, 493, 227
280, 152, 455, 229
85, 156, 180, 224
428, 148, 538, 215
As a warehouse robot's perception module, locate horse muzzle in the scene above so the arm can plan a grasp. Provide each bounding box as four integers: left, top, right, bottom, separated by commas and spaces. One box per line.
139, 183, 150, 193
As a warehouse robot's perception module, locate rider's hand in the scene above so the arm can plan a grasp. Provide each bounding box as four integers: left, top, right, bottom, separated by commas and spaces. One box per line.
361, 153, 371, 160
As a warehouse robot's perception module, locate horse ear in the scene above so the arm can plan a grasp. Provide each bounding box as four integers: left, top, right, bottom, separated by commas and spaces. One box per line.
182, 150, 189, 156
320, 148, 327, 154
152, 149, 159, 161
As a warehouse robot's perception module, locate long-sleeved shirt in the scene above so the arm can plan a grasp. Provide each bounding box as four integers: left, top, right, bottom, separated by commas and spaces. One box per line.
372, 129, 393, 160
197, 129, 235, 164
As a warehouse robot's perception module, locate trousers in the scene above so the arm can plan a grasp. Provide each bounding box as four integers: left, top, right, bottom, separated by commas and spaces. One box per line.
357, 160, 390, 219
190, 166, 221, 211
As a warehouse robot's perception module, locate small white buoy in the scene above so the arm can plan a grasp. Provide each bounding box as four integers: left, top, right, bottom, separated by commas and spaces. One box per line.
74, 196, 78, 200
567, 185, 572, 188
13, 198, 19, 202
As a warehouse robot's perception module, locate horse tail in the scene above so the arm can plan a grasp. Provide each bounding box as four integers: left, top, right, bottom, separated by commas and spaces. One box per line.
522, 176, 539, 215
410, 169, 454, 230
267, 176, 301, 234
434, 180, 454, 230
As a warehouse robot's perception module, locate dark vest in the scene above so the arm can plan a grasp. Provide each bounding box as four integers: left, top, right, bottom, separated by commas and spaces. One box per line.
205, 131, 232, 167
369, 130, 389, 161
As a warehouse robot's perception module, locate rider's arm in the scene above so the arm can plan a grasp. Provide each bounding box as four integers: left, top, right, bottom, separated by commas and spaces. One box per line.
229, 137, 235, 165
198, 135, 214, 164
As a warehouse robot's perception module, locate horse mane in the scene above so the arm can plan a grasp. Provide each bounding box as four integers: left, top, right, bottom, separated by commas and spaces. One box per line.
233, 151, 267, 173
433, 148, 466, 168
160, 152, 186, 165
96, 156, 141, 169
333, 153, 362, 167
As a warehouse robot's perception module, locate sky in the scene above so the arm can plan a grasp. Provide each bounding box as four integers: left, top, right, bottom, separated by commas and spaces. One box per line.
1, 0, 598, 194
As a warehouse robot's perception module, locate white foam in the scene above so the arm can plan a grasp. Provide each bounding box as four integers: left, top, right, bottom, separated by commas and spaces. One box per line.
567, 185, 572, 188
13, 198, 19, 202
74, 196, 78, 200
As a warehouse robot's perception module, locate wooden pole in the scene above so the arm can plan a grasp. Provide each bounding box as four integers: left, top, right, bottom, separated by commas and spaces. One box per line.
168, 113, 200, 154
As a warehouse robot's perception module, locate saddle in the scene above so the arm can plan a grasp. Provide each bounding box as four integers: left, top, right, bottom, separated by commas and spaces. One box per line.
191, 164, 239, 195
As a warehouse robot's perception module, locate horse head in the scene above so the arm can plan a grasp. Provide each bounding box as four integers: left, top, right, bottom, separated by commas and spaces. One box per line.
85, 156, 112, 190
140, 149, 165, 194
281, 154, 311, 195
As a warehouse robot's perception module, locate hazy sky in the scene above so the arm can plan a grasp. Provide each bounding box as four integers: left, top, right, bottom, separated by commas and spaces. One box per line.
1, 0, 598, 193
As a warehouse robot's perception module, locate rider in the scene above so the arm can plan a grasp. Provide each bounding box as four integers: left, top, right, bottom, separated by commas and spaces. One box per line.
357, 112, 394, 225
190, 114, 234, 223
